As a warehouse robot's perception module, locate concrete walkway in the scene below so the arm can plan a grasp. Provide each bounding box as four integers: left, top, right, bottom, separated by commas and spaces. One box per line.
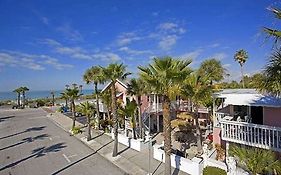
46, 111, 188, 175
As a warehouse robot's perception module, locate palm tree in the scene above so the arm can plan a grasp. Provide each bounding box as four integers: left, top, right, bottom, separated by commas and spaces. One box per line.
13, 88, 22, 108
63, 86, 82, 130
181, 73, 213, 153
50, 91, 55, 106
263, 7, 281, 44
83, 66, 105, 129
259, 48, 281, 97
198, 58, 225, 85
234, 49, 248, 88
118, 98, 138, 139
230, 145, 281, 175
100, 89, 112, 119
127, 78, 145, 139
21, 86, 29, 108
102, 63, 131, 157
60, 92, 69, 108
77, 101, 95, 141
138, 57, 192, 175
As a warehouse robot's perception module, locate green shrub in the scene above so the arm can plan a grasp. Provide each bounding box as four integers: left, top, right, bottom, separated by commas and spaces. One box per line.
71, 127, 83, 135
203, 166, 226, 175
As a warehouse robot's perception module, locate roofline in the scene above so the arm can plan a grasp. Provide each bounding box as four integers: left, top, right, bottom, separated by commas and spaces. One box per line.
101, 79, 128, 93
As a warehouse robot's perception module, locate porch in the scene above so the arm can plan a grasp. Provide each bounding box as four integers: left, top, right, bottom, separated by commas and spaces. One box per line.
220, 119, 281, 152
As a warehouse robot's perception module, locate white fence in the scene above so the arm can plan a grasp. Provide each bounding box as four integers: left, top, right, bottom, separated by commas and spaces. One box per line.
111, 133, 148, 151
153, 144, 203, 175
220, 120, 281, 152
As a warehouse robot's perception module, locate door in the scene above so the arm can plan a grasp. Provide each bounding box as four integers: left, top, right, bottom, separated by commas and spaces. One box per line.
251, 106, 263, 124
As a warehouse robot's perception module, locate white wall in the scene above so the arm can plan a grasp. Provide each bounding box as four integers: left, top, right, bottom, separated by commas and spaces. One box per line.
153, 144, 203, 175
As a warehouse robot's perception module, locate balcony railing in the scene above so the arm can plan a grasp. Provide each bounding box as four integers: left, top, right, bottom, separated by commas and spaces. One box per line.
220, 120, 281, 152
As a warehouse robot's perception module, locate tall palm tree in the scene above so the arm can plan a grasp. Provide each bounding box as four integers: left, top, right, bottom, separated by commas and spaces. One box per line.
118, 98, 138, 139
139, 57, 192, 175
60, 92, 69, 108
181, 73, 213, 153
230, 145, 281, 175
77, 101, 95, 141
50, 91, 55, 106
21, 86, 29, 108
198, 58, 225, 85
63, 86, 82, 130
100, 89, 112, 119
127, 78, 145, 139
83, 66, 105, 129
259, 48, 281, 97
102, 63, 131, 157
234, 49, 248, 88
263, 7, 281, 44
13, 88, 22, 108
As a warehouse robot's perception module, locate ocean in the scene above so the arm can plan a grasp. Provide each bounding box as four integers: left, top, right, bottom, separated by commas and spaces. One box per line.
0, 89, 94, 101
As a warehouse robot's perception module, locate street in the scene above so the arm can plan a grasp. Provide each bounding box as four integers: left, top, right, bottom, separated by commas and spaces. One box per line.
0, 108, 125, 175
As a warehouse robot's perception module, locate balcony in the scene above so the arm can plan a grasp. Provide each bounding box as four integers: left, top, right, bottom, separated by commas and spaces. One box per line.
220, 120, 281, 152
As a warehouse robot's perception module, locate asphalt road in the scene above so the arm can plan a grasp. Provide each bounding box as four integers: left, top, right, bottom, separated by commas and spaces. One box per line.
0, 108, 125, 175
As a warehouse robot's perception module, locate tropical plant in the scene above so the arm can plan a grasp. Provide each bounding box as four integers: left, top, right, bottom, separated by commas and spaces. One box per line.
258, 48, 281, 97
21, 86, 29, 108
229, 145, 281, 175
100, 89, 112, 119
13, 88, 22, 108
62, 86, 82, 130
127, 78, 146, 139
234, 49, 248, 88
60, 92, 69, 108
102, 63, 131, 157
138, 57, 192, 175
198, 58, 225, 85
181, 73, 213, 153
77, 101, 95, 141
203, 166, 226, 175
50, 91, 55, 106
71, 126, 83, 135
118, 98, 138, 139
83, 66, 106, 129
263, 7, 281, 44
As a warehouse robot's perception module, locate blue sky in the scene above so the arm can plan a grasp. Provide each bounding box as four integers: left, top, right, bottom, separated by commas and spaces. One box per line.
0, 0, 280, 92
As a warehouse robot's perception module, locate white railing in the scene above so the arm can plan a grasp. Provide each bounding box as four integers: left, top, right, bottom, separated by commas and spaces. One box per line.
220, 120, 281, 152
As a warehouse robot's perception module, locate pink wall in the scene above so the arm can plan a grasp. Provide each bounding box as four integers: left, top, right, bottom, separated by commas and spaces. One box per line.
213, 127, 222, 145
263, 107, 281, 128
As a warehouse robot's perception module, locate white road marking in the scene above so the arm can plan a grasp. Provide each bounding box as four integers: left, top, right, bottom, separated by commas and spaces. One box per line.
67, 154, 77, 158
62, 154, 71, 163
49, 137, 53, 141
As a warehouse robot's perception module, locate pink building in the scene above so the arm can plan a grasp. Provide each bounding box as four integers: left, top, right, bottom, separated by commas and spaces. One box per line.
212, 89, 281, 152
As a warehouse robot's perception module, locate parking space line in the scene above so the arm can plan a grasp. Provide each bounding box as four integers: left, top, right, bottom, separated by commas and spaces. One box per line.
62, 154, 71, 163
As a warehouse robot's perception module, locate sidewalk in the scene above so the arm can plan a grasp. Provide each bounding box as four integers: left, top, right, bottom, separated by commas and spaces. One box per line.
47, 111, 188, 175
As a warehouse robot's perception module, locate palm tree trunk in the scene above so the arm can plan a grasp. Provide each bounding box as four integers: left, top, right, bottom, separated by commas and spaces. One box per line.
194, 104, 203, 153
22, 91, 25, 108
95, 82, 100, 129
87, 115, 91, 141
137, 96, 143, 139
17, 93, 20, 107
163, 95, 171, 175
111, 82, 118, 157
72, 101, 76, 129
241, 65, 245, 88
65, 98, 68, 108
52, 94, 55, 106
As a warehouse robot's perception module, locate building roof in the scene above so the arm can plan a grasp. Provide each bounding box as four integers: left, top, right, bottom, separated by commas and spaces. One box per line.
214, 89, 281, 107
101, 79, 128, 93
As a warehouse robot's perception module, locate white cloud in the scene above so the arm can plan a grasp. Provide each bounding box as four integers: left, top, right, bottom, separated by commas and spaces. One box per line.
158, 35, 178, 50
157, 22, 186, 34
92, 52, 121, 62
208, 43, 220, 48
41, 17, 49, 25
178, 49, 203, 60
116, 32, 142, 46
57, 23, 83, 42
210, 53, 228, 60
0, 51, 73, 71
119, 47, 152, 55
